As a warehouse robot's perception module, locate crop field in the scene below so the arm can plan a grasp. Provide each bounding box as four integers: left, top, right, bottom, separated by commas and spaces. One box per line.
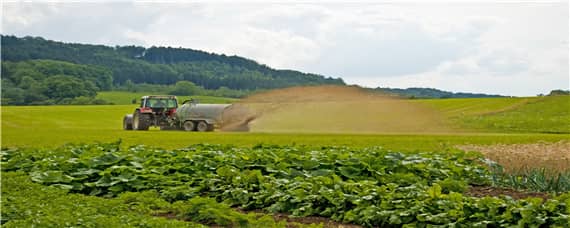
2, 90, 570, 227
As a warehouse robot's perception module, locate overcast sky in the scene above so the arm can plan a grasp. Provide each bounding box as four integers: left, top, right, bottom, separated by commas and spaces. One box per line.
2, 1, 568, 96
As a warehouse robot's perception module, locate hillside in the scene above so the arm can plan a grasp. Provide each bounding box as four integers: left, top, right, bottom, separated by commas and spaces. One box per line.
375, 87, 504, 98
418, 96, 570, 133
1, 35, 345, 105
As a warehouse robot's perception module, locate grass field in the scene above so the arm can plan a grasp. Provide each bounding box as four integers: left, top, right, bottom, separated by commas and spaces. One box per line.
417, 96, 570, 133
96, 91, 237, 104
2, 96, 569, 150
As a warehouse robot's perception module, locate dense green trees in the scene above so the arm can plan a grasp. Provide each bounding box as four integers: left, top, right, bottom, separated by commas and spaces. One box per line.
1, 60, 110, 105
169, 81, 201, 96
1, 35, 344, 91
373, 87, 504, 99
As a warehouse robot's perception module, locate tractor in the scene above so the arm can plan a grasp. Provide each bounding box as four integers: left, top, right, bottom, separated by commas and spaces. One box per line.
123, 95, 179, 130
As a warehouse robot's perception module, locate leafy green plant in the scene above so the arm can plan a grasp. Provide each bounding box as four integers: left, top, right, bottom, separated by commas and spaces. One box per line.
2, 142, 569, 227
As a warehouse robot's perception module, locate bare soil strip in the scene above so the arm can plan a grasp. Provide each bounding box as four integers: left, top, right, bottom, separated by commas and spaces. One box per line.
466, 186, 550, 200
457, 141, 570, 174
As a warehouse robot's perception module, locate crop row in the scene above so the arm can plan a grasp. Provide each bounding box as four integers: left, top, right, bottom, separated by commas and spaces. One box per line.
2, 142, 569, 227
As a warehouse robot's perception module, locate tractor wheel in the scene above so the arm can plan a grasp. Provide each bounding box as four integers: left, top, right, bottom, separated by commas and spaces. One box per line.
183, 121, 196, 131
196, 121, 209, 132
123, 115, 133, 130
133, 112, 150, 130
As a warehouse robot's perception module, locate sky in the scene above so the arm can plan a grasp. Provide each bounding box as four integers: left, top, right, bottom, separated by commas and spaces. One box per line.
2, 1, 568, 96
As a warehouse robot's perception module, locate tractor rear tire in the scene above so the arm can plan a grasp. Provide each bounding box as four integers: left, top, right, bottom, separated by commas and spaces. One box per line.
133, 112, 150, 130
123, 115, 133, 130
196, 121, 209, 132
183, 121, 196, 131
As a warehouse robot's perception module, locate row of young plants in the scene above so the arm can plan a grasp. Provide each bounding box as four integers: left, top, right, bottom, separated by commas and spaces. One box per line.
2, 142, 569, 227
484, 159, 570, 193
2, 172, 308, 227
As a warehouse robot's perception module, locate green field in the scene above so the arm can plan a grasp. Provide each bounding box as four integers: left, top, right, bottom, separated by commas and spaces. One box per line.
2, 96, 569, 150
96, 91, 237, 105
3, 95, 570, 227
419, 96, 570, 133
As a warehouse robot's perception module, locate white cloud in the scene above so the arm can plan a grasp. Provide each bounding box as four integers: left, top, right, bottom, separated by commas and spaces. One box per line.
1, 2, 568, 96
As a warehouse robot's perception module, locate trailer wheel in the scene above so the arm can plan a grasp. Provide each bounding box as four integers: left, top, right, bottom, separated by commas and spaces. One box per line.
196, 121, 209, 132
183, 121, 196, 131
206, 124, 215, 132
133, 111, 150, 130
123, 115, 133, 130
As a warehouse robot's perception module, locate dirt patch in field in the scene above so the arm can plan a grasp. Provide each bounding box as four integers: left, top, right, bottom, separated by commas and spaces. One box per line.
458, 141, 570, 174
232, 85, 451, 133
466, 186, 550, 200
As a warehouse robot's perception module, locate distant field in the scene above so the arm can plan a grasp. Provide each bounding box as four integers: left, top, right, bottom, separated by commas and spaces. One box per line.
1, 99, 569, 151
96, 91, 237, 104
417, 96, 570, 133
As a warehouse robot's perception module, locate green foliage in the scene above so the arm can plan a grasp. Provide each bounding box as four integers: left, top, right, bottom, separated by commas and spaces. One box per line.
43, 75, 98, 99
96, 91, 237, 104
3, 142, 568, 227
1, 60, 112, 105
1, 172, 203, 227
2, 172, 290, 227
1, 35, 344, 93
374, 87, 504, 98
485, 161, 570, 192
168, 80, 201, 96
549, 90, 570, 96
171, 197, 285, 227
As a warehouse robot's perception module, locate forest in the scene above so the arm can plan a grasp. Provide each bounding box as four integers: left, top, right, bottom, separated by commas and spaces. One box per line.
1, 35, 344, 105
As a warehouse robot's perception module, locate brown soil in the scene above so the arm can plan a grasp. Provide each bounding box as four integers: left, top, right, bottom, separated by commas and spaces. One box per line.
466, 186, 550, 200
457, 141, 570, 174
232, 85, 452, 133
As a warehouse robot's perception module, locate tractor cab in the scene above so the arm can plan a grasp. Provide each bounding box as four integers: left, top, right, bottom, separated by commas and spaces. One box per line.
139, 95, 178, 114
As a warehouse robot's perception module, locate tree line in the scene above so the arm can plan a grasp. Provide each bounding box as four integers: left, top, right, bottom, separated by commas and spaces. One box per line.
1, 35, 344, 89
1, 60, 112, 105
